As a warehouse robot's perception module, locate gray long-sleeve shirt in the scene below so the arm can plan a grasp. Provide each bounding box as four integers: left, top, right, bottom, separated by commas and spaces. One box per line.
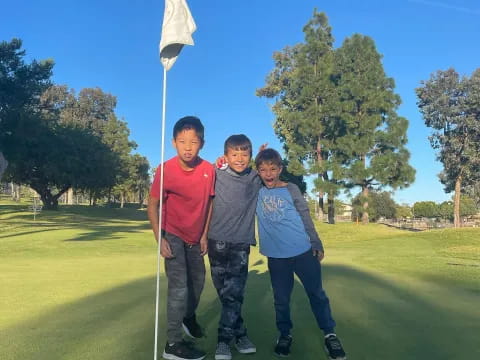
208, 167, 262, 245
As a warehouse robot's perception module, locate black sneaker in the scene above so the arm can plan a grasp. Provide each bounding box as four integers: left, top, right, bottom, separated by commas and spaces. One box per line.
182, 314, 204, 339
163, 340, 206, 360
324, 334, 346, 360
274, 334, 292, 357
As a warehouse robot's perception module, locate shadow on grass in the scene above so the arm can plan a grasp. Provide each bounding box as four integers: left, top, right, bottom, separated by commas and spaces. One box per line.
2, 265, 479, 360
0, 203, 147, 221
2, 277, 160, 360
0, 203, 150, 241
0, 222, 150, 241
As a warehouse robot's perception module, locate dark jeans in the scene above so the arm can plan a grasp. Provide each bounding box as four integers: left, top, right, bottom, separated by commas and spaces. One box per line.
208, 239, 250, 343
164, 232, 206, 343
268, 249, 336, 336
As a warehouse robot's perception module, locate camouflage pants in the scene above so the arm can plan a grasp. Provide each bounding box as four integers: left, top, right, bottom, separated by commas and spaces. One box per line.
208, 239, 250, 343
164, 232, 206, 343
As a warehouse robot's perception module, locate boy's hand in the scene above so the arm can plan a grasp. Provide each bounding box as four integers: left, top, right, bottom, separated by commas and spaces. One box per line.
160, 238, 174, 258
200, 235, 208, 256
215, 155, 228, 170
313, 249, 324, 262
258, 143, 268, 152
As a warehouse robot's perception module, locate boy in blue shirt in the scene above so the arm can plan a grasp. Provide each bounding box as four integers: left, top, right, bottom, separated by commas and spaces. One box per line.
255, 148, 347, 360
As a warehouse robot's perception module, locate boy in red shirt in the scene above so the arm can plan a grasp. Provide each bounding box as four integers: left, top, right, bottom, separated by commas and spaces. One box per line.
148, 116, 215, 360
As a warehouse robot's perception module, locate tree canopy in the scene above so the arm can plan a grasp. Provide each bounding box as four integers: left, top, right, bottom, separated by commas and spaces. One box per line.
257, 11, 415, 224
416, 68, 480, 227
0, 39, 148, 209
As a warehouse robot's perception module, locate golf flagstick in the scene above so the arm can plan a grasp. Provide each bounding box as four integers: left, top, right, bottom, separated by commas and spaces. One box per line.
155, 1, 196, 359
154, 66, 167, 360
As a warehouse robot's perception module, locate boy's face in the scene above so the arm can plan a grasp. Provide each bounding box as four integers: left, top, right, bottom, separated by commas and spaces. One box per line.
257, 161, 283, 188
225, 147, 251, 173
172, 129, 203, 169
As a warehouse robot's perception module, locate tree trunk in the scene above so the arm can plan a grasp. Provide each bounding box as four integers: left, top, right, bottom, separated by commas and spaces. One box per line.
11, 183, 21, 202
138, 190, 144, 209
0, 152, 7, 180
66, 187, 74, 205
317, 191, 324, 221
39, 192, 58, 210
362, 186, 369, 224
316, 139, 324, 221
327, 194, 335, 224
454, 176, 462, 228
32, 185, 69, 210
361, 156, 369, 224
120, 192, 125, 209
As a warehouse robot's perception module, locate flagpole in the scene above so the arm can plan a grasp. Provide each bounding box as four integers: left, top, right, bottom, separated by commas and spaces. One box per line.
156, 1, 197, 357
154, 66, 167, 360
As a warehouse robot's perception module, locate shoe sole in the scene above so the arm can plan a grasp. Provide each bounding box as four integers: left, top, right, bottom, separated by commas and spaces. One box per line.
214, 354, 232, 360
182, 323, 202, 339
324, 346, 347, 360
235, 346, 256, 354
162, 350, 205, 360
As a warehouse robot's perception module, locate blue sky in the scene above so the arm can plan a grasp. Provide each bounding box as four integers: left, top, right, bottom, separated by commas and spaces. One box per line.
2, 0, 479, 204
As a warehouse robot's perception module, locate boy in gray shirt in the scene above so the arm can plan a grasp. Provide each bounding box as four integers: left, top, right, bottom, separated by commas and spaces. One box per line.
208, 135, 262, 360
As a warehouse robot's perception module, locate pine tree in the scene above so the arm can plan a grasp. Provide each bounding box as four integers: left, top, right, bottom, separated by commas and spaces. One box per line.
257, 10, 342, 223
416, 68, 480, 227
335, 34, 415, 223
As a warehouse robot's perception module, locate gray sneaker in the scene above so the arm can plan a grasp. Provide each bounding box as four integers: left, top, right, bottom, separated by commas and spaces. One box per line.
235, 335, 256, 354
215, 342, 232, 360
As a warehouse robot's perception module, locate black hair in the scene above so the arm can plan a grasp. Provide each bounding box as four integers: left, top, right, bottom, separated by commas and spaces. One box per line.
255, 148, 283, 168
173, 116, 204, 143
224, 134, 252, 156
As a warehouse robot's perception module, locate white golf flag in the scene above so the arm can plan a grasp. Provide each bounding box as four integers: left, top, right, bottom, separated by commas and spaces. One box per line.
159, 0, 196, 71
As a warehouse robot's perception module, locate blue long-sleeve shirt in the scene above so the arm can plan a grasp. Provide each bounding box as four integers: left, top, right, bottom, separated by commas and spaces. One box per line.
256, 183, 324, 258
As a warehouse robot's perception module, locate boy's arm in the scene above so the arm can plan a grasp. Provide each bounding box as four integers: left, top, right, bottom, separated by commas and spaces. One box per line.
147, 195, 173, 258
199, 197, 214, 256
287, 183, 325, 258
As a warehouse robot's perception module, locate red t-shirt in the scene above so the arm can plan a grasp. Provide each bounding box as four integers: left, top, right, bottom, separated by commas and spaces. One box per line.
150, 156, 215, 244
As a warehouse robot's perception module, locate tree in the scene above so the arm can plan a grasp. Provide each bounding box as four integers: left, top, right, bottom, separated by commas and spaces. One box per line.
438, 201, 453, 220
460, 195, 477, 218
279, 159, 306, 194
40, 85, 133, 204
416, 68, 480, 227
0, 38, 53, 174
257, 10, 342, 224
395, 205, 412, 219
2, 113, 118, 209
413, 201, 438, 218
1, 41, 126, 209
103, 114, 138, 205
129, 154, 150, 207
352, 190, 397, 222
335, 34, 415, 224
371, 191, 397, 220
113, 153, 150, 208
464, 182, 480, 208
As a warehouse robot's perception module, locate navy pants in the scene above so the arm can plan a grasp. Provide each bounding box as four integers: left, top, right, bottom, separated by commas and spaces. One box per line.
208, 239, 250, 343
268, 249, 336, 336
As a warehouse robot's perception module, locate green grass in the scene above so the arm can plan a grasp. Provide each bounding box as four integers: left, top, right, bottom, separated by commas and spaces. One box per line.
1, 201, 479, 360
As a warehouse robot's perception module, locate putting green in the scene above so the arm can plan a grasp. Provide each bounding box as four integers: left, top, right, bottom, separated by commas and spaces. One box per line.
1, 202, 479, 359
